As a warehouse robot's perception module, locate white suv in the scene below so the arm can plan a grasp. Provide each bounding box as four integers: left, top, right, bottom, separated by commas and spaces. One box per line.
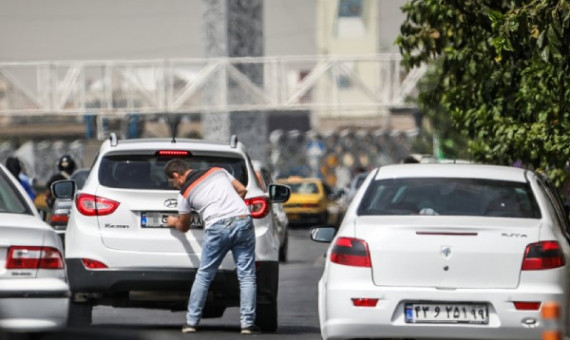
53, 134, 290, 332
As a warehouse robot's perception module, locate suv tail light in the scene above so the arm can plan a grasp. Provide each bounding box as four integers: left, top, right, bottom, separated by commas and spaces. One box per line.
330, 237, 371, 267
76, 193, 120, 216
6, 246, 64, 269
245, 196, 269, 218
522, 241, 566, 270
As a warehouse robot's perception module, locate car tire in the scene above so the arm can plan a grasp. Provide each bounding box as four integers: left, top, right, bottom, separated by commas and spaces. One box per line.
67, 300, 92, 327
255, 300, 278, 332
279, 231, 288, 263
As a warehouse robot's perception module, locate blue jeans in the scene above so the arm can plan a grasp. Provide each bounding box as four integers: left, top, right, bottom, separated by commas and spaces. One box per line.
186, 215, 257, 328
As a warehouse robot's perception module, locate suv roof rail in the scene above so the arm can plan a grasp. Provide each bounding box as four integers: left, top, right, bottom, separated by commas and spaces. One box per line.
230, 135, 238, 148
109, 132, 118, 147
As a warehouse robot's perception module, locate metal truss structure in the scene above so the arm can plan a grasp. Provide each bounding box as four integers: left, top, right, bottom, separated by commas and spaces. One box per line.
0, 54, 426, 117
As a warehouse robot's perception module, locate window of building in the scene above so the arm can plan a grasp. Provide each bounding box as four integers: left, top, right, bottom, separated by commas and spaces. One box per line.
338, 0, 362, 17
336, 0, 366, 38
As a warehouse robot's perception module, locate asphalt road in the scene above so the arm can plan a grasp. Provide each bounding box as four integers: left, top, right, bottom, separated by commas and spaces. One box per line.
10, 228, 328, 340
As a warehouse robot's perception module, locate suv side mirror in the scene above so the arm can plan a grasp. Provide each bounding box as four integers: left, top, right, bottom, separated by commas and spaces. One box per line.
52, 180, 76, 199
269, 184, 290, 203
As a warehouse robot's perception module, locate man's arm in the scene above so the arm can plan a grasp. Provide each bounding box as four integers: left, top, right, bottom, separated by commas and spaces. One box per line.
166, 213, 192, 233
232, 179, 247, 198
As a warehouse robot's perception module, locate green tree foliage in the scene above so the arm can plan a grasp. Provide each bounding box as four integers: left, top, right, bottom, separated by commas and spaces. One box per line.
415, 58, 470, 160
397, 0, 570, 186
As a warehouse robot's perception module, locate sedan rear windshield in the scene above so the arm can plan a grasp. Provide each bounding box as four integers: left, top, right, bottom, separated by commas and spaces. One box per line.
358, 177, 541, 218
0, 170, 32, 214
99, 154, 248, 190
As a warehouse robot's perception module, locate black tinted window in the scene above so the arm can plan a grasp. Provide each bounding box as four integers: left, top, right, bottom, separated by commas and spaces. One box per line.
99, 154, 248, 190
358, 177, 540, 218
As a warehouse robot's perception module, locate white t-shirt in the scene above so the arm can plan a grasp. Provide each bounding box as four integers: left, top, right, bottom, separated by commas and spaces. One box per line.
177, 167, 250, 229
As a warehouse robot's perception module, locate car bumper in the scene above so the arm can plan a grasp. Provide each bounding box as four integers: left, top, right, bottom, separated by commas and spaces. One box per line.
319, 277, 565, 340
0, 279, 69, 331
66, 259, 278, 308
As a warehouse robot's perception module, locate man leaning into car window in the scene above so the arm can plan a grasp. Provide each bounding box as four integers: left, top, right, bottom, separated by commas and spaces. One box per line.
164, 158, 260, 335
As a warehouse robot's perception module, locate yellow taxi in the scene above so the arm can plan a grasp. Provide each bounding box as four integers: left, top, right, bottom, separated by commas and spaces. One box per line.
276, 176, 340, 226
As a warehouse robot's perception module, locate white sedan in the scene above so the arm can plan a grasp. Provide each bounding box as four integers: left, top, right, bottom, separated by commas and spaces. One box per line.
311, 163, 570, 340
0, 164, 69, 331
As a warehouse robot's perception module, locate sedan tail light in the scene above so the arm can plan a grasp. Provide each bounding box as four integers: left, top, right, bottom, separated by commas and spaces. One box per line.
330, 237, 371, 268
245, 196, 269, 218
513, 301, 541, 310
352, 298, 379, 307
6, 246, 64, 269
76, 193, 120, 216
521, 241, 566, 270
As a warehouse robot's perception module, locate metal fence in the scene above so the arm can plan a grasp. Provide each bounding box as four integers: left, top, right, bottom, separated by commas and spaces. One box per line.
0, 55, 425, 116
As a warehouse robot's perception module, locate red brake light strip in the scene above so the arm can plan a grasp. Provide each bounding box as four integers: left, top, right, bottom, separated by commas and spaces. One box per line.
157, 150, 189, 156
416, 232, 478, 236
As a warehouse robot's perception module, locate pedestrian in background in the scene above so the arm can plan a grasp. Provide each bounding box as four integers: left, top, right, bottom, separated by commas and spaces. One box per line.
164, 158, 260, 335
5, 156, 36, 200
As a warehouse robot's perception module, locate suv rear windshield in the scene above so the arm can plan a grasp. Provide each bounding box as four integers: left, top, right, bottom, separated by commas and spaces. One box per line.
99, 154, 248, 190
358, 177, 541, 218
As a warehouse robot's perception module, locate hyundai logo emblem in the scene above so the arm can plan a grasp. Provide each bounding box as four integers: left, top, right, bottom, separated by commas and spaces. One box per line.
440, 246, 452, 258
164, 198, 178, 208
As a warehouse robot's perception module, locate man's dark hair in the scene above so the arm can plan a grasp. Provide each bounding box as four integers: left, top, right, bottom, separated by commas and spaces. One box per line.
164, 158, 190, 178
5, 157, 22, 178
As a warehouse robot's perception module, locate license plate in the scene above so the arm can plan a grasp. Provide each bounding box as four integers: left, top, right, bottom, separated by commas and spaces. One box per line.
405, 303, 488, 324
141, 212, 203, 228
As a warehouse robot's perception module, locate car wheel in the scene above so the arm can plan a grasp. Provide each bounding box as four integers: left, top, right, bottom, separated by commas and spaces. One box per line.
255, 300, 278, 332
67, 300, 92, 327
279, 231, 288, 263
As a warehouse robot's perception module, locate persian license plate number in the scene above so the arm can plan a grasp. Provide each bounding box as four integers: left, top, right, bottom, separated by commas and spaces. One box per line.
405, 303, 488, 324
141, 212, 203, 228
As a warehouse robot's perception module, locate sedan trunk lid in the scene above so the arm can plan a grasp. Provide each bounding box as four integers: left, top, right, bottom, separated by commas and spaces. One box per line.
0, 214, 53, 279
354, 216, 541, 289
